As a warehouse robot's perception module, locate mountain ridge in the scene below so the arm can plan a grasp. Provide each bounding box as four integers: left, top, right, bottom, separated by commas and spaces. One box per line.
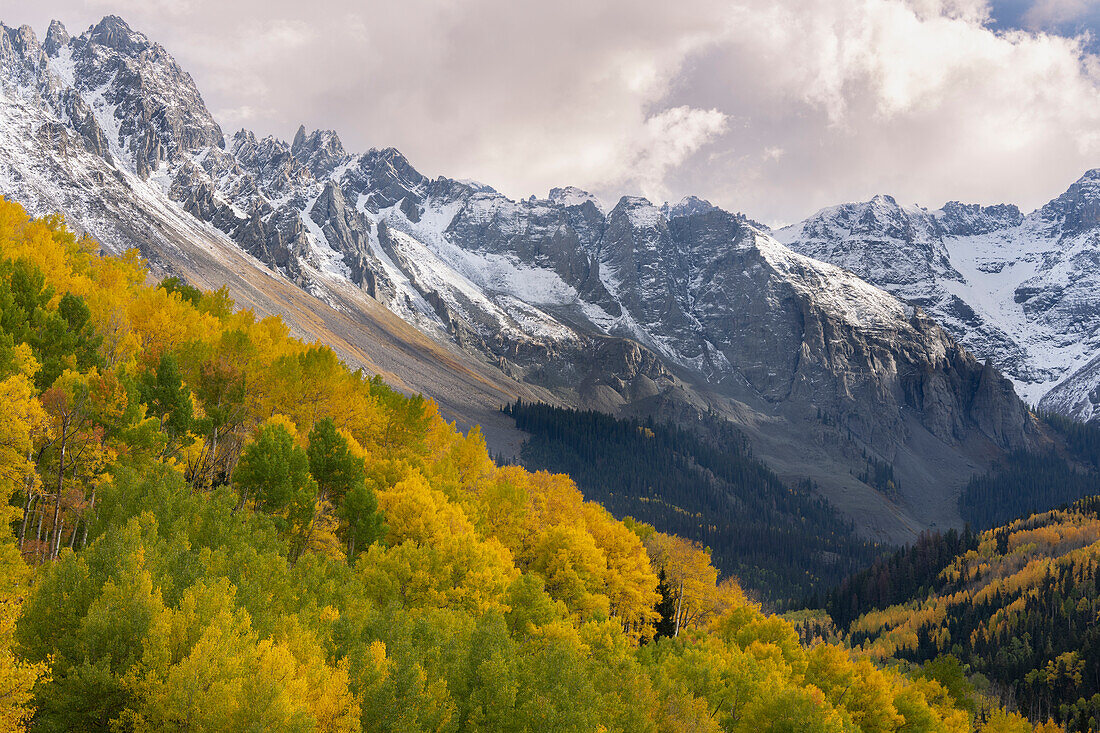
777, 175, 1100, 423
0, 15, 1057, 542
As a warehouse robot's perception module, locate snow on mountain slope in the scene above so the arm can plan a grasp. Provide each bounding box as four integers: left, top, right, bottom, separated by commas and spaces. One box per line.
0, 17, 567, 459
777, 188, 1100, 418
1042, 351, 1100, 424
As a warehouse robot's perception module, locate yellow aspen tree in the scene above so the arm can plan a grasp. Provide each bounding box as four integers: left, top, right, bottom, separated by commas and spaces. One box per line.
0, 347, 49, 730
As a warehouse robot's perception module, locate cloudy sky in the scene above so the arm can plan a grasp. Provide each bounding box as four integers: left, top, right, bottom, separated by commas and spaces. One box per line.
6, 0, 1100, 223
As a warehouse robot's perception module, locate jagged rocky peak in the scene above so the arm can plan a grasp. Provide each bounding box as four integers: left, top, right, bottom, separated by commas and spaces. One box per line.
86, 15, 149, 55
350, 146, 429, 214
231, 129, 310, 191
422, 176, 478, 207
450, 178, 496, 195
43, 20, 69, 56
796, 193, 908, 232
0, 23, 49, 91
611, 195, 666, 230
1039, 168, 1100, 237
935, 201, 1023, 236
59, 15, 225, 175
850, 194, 922, 237
781, 192, 964, 289
3, 24, 40, 56
291, 125, 347, 178
371, 146, 427, 189
548, 186, 602, 210
0, 23, 40, 64
291, 124, 307, 151
231, 128, 260, 154
663, 195, 717, 220
667, 200, 747, 259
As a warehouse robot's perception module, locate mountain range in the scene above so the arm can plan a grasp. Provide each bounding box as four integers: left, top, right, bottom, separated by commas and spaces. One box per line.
777, 187, 1100, 423
3, 15, 1096, 543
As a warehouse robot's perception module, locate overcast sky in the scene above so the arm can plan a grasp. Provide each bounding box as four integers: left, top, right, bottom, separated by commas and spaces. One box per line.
5, 0, 1100, 224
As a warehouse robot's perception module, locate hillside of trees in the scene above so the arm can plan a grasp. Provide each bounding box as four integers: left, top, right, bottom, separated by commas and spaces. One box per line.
958, 418, 1100, 530
837, 497, 1100, 731
824, 528, 980, 629
0, 197, 1057, 730
959, 452, 1100, 530
1044, 412, 1100, 471
504, 401, 879, 608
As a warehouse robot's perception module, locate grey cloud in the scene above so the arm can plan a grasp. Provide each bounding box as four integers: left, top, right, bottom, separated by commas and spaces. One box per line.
5, 0, 1100, 223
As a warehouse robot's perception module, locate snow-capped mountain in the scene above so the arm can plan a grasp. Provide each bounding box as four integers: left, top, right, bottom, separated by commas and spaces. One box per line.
777, 181, 1100, 424
0, 16, 1047, 541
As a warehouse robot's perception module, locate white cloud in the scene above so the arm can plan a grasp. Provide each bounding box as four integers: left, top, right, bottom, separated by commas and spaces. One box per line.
1024, 0, 1099, 28
614, 106, 730, 201
7, 0, 1100, 222
665, 0, 1100, 219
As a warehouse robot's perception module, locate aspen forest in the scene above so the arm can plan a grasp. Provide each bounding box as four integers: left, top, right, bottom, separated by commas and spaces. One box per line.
0, 197, 1067, 731
832, 498, 1100, 732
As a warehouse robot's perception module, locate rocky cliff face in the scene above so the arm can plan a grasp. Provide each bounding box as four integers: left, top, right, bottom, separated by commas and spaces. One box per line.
0, 15, 1048, 540
379, 175, 1036, 454
777, 177, 1100, 424
58, 16, 222, 176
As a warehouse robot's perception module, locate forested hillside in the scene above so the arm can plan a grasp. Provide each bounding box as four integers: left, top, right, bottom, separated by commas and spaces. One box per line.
839, 498, 1100, 731
0, 197, 1054, 731
958, 417, 1100, 530
825, 529, 980, 629
504, 401, 878, 607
